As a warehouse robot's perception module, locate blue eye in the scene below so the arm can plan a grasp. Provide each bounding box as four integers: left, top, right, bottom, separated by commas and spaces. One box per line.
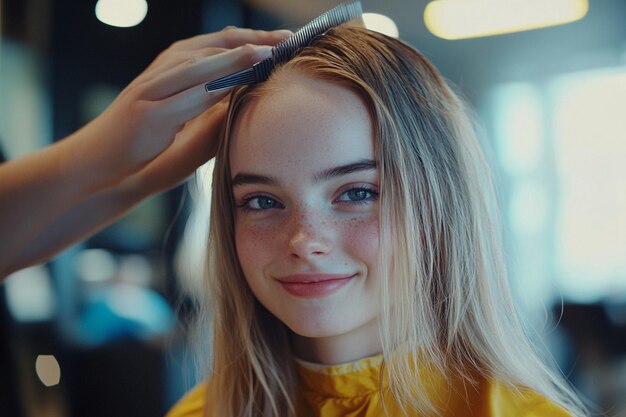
336, 187, 378, 204
240, 196, 282, 211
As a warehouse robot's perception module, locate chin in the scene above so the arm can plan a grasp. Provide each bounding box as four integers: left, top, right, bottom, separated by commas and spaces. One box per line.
283, 322, 345, 339
282, 313, 370, 340
288, 325, 343, 339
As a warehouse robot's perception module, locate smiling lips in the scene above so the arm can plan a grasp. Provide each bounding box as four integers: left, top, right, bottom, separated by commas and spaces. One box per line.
277, 274, 355, 297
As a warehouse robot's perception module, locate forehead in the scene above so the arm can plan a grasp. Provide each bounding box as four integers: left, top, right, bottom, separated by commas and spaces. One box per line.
229, 73, 375, 178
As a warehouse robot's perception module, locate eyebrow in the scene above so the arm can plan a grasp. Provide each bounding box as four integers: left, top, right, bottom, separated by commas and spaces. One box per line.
231, 158, 377, 188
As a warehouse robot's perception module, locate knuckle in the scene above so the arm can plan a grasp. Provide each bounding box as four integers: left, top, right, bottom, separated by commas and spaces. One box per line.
233, 46, 253, 66
123, 85, 145, 105
126, 96, 159, 124
239, 43, 257, 55
127, 99, 151, 121
221, 26, 238, 37
169, 40, 184, 51
236, 43, 270, 66
219, 26, 240, 48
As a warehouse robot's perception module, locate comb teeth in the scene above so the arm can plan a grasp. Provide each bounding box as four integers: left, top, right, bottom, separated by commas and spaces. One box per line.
274, 1, 362, 63
205, 1, 362, 92
205, 67, 257, 91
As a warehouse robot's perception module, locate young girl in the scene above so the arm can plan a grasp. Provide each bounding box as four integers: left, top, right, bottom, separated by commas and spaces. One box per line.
167, 25, 586, 417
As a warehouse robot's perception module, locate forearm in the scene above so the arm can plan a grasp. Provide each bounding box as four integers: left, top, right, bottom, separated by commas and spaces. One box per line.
0, 126, 135, 277
1, 173, 148, 278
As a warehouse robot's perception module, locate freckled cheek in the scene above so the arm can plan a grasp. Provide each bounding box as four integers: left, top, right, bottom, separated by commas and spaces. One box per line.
338, 215, 380, 261
234, 221, 281, 273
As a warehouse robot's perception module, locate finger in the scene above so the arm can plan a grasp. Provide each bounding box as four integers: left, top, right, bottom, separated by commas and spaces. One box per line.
173, 27, 292, 51
142, 43, 272, 100
150, 82, 231, 136
123, 29, 291, 100
138, 47, 228, 86
143, 46, 227, 75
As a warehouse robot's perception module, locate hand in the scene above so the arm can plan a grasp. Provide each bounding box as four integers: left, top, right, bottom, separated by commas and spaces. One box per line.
131, 95, 230, 196
0, 27, 291, 278
83, 27, 291, 184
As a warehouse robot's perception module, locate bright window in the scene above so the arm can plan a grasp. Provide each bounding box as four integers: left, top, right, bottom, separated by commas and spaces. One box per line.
552, 69, 626, 301
491, 67, 626, 305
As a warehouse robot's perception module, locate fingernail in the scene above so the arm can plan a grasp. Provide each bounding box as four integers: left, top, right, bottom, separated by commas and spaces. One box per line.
256, 45, 273, 60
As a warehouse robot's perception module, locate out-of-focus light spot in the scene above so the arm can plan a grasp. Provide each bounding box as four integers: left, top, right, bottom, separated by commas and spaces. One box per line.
5, 266, 56, 322
424, 0, 588, 40
552, 69, 626, 302
76, 249, 117, 282
118, 254, 152, 287
176, 160, 214, 299
95, 0, 148, 28
81, 84, 120, 123
509, 181, 548, 237
363, 13, 399, 38
35, 355, 61, 387
197, 159, 215, 201
106, 284, 175, 335
493, 83, 544, 176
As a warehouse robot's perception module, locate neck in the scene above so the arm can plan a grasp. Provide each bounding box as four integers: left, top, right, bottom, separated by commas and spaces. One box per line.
291, 317, 382, 365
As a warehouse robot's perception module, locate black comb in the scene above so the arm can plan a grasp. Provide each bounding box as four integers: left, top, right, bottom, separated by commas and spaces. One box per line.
204, 1, 363, 92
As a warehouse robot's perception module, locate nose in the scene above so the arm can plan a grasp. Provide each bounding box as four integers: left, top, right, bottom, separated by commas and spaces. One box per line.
286, 206, 333, 260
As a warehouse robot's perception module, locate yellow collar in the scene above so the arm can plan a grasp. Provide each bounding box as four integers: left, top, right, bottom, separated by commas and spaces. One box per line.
295, 355, 385, 398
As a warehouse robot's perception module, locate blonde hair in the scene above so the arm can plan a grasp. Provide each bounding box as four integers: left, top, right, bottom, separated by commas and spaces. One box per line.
194, 25, 586, 417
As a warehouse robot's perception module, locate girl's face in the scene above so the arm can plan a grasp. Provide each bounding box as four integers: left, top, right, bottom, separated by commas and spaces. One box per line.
229, 73, 382, 363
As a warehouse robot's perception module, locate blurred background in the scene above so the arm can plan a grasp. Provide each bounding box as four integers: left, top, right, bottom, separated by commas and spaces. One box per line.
1, 0, 625, 416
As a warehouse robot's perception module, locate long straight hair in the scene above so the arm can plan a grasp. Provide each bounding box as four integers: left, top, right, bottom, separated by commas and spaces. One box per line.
194, 25, 586, 417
